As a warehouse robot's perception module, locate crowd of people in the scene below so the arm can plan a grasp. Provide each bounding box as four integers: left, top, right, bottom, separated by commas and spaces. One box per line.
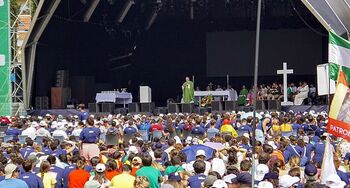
0, 109, 347, 188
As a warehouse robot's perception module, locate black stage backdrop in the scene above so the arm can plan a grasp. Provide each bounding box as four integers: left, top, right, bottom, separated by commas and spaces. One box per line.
206, 29, 323, 77
34, 20, 327, 106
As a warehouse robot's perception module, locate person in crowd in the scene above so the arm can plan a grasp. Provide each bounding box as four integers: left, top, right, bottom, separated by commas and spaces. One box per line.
0, 163, 29, 188
68, 160, 90, 188
110, 164, 135, 188
79, 117, 101, 161
136, 155, 162, 188
37, 161, 56, 188
0, 108, 347, 188
19, 160, 44, 188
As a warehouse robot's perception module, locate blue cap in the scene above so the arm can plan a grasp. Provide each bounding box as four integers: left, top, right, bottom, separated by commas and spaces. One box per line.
305, 164, 317, 176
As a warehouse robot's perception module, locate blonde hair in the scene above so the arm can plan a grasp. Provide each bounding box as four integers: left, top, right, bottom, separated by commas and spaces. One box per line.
134, 176, 150, 188
289, 156, 301, 169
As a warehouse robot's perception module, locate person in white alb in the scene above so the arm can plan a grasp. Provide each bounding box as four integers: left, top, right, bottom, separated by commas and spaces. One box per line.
294, 82, 309, 105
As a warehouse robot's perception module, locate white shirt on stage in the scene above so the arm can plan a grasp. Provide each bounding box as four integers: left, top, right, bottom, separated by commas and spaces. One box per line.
294, 85, 309, 105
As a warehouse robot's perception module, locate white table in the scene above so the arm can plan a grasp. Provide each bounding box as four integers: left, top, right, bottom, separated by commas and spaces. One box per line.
95, 92, 133, 108
194, 90, 237, 101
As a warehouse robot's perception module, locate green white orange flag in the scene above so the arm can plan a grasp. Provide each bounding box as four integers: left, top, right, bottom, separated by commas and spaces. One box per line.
329, 32, 350, 82
328, 70, 350, 140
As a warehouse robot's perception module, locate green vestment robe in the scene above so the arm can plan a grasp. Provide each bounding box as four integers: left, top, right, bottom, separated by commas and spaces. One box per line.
182, 81, 194, 103
238, 88, 248, 105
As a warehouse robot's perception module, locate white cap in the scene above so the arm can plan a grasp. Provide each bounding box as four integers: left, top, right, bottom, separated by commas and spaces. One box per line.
128, 146, 138, 154
211, 158, 226, 177
211, 180, 228, 188
51, 121, 58, 129
303, 136, 310, 143
196, 150, 206, 158
279, 175, 300, 188
223, 174, 236, 183
242, 133, 250, 138
31, 121, 39, 128
255, 164, 269, 181
186, 136, 192, 144
95, 163, 106, 173
326, 174, 346, 188
174, 136, 181, 144
267, 141, 277, 150
39, 121, 47, 127
258, 181, 273, 188
45, 114, 51, 117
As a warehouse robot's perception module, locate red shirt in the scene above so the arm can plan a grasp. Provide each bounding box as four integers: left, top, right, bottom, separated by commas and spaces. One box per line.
131, 167, 140, 176
150, 123, 163, 132
68, 169, 90, 188
106, 170, 120, 181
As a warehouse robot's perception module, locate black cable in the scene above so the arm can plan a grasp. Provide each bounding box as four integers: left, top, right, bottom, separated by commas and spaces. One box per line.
288, 0, 328, 37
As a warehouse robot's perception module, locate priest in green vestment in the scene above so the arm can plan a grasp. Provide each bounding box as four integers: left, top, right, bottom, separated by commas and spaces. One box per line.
238, 85, 248, 105
182, 77, 194, 103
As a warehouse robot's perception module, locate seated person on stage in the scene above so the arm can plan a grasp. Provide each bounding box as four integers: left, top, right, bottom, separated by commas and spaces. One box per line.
294, 82, 309, 105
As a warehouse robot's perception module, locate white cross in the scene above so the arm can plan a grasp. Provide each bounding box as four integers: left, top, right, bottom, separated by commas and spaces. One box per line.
277, 62, 293, 105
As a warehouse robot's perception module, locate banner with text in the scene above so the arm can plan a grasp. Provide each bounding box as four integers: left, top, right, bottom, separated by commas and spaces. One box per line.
328, 71, 350, 140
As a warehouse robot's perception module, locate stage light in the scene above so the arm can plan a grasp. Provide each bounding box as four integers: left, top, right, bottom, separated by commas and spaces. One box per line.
145, 1, 162, 30
117, 0, 135, 23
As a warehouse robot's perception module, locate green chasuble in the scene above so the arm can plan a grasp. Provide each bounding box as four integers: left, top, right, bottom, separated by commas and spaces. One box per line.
238, 88, 248, 105
182, 81, 194, 103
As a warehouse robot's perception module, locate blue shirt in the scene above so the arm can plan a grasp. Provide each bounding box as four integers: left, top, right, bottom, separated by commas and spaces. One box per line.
188, 174, 206, 188
79, 127, 101, 143
191, 126, 205, 135
284, 145, 303, 162
140, 122, 151, 133
62, 165, 76, 188
78, 111, 89, 121
239, 125, 252, 134
50, 166, 64, 188
0, 178, 29, 188
19, 172, 44, 188
5, 128, 21, 137
124, 127, 137, 135
337, 170, 350, 184
20, 146, 35, 159
42, 147, 52, 155
313, 142, 325, 164
305, 143, 315, 160
51, 149, 67, 157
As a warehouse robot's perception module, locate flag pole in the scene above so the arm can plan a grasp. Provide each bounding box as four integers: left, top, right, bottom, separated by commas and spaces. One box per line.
251, 0, 262, 187
326, 64, 330, 110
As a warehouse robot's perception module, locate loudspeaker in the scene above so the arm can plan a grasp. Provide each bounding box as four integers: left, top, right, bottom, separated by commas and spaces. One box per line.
256, 100, 266, 110
168, 103, 180, 113
141, 102, 155, 112
114, 108, 128, 115
224, 101, 237, 111
88, 103, 97, 113
128, 103, 140, 113
182, 103, 194, 113
153, 107, 167, 115
268, 100, 281, 111
212, 101, 223, 111
51, 87, 71, 109
35, 96, 49, 109
102, 103, 115, 113
195, 107, 211, 115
